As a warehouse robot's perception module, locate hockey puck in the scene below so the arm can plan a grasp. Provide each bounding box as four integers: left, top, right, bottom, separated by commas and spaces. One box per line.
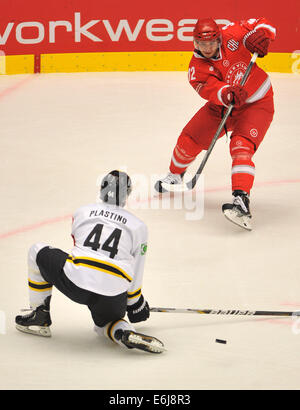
215, 339, 227, 344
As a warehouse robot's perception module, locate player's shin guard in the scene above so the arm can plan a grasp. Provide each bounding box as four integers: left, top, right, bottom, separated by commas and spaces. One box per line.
230, 136, 255, 194
27, 243, 53, 308
170, 132, 203, 175
155, 133, 202, 193
15, 243, 53, 337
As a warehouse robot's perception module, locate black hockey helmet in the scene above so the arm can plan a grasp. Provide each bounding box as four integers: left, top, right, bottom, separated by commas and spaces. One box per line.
100, 170, 132, 207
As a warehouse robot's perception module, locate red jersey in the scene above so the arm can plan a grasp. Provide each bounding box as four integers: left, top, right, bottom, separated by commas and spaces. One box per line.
188, 18, 276, 107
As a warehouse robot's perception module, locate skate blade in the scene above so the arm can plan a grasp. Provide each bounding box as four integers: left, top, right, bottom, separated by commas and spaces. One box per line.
16, 324, 51, 337
161, 182, 189, 193
154, 180, 188, 194
126, 333, 166, 354
223, 209, 252, 231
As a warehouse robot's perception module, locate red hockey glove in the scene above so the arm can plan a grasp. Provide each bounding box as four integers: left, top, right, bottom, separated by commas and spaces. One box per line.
221, 85, 248, 108
244, 29, 270, 57
127, 294, 150, 323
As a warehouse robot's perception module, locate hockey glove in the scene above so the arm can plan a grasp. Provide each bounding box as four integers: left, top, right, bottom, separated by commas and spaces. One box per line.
221, 85, 248, 108
127, 295, 150, 323
244, 29, 270, 57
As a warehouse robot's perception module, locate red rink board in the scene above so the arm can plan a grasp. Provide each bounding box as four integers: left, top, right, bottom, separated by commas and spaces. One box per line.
1, 0, 299, 55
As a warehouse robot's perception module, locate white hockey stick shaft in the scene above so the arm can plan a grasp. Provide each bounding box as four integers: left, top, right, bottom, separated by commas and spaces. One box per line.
150, 305, 300, 317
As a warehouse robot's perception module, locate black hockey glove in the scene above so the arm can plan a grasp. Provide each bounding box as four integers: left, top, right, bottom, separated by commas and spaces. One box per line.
127, 295, 150, 323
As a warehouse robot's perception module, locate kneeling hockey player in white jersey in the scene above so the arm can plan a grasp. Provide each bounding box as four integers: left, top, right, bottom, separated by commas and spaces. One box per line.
15, 170, 164, 354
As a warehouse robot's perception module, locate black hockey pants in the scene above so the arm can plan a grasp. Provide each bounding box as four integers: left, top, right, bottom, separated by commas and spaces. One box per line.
36, 246, 127, 327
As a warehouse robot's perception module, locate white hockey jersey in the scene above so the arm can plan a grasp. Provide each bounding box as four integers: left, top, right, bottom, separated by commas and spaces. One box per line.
63, 201, 148, 304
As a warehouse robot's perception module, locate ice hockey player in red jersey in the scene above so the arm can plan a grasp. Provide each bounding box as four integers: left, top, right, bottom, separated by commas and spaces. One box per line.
15, 171, 164, 354
155, 18, 276, 230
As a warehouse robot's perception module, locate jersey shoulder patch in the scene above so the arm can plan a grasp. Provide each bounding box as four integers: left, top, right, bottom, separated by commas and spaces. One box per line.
140, 243, 147, 255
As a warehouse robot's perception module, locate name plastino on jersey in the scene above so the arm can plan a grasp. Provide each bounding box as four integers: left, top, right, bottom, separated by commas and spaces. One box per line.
89, 208, 128, 225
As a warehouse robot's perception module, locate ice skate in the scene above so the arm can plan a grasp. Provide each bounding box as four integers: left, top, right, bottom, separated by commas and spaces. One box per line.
154, 172, 183, 193
115, 329, 165, 354
222, 190, 252, 231
15, 296, 52, 337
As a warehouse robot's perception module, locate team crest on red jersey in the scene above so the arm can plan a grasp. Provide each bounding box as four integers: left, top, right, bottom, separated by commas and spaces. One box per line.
227, 38, 239, 51
225, 62, 248, 86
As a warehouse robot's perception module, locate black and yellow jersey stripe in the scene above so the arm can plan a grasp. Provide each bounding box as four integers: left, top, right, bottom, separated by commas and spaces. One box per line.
66, 255, 132, 283
28, 279, 53, 292
127, 287, 141, 300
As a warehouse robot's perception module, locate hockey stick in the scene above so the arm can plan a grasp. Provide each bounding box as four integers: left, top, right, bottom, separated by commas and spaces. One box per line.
150, 306, 300, 317
160, 52, 259, 193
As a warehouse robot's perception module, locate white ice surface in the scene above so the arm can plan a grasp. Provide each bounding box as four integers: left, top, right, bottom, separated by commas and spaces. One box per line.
0, 71, 299, 390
